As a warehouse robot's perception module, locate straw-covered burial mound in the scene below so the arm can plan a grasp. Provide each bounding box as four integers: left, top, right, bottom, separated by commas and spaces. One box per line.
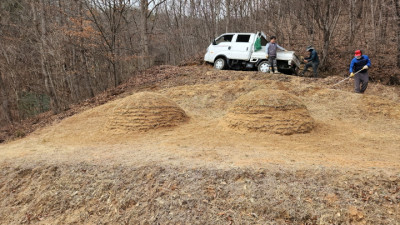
107, 92, 188, 132
223, 89, 314, 135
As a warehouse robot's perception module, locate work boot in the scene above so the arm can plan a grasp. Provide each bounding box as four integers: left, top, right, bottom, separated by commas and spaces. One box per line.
269, 67, 273, 74
274, 71, 280, 74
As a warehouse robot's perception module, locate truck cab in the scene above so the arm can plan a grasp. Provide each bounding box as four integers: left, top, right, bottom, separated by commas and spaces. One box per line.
204, 32, 300, 75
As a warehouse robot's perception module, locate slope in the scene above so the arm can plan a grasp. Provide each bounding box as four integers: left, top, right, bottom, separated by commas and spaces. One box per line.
0, 65, 399, 224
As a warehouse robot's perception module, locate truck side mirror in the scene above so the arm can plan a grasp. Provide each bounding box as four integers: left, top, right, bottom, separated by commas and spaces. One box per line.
212, 39, 217, 45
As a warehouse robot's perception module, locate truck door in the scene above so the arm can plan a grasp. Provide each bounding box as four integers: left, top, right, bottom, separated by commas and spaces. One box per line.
229, 34, 253, 60
209, 34, 234, 59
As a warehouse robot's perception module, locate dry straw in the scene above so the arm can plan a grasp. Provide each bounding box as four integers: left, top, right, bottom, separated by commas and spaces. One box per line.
223, 89, 315, 135
106, 92, 188, 132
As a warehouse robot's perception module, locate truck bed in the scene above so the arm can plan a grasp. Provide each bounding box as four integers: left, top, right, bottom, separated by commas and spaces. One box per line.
251, 47, 299, 66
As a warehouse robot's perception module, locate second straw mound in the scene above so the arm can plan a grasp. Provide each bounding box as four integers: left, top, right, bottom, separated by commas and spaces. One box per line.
223, 89, 314, 135
107, 92, 188, 132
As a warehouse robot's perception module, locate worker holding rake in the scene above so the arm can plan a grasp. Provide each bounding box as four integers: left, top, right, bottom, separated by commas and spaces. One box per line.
349, 50, 371, 93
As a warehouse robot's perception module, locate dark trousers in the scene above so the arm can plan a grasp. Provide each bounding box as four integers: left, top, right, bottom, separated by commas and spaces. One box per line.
354, 71, 369, 93
302, 61, 319, 77
268, 56, 277, 72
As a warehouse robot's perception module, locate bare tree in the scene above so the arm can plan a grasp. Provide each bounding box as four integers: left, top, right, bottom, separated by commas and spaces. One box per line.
225, 0, 231, 32
306, 0, 343, 69
348, 0, 364, 45
31, 0, 62, 113
394, 0, 400, 68
84, 0, 130, 87
139, 0, 166, 66
0, 72, 12, 124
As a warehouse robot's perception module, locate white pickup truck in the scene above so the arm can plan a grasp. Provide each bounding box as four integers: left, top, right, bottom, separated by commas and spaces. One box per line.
204, 32, 301, 74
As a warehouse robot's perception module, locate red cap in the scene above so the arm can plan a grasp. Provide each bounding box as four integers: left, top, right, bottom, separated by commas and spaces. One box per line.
354, 50, 362, 57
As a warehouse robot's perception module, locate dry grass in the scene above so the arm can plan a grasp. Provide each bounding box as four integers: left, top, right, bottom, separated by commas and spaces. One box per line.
222, 89, 314, 135
0, 66, 399, 224
0, 163, 398, 224
361, 95, 400, 119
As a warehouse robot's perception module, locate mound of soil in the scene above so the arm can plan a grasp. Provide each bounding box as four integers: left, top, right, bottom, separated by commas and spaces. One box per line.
223, 89, 314, 135
106, 92, 188, 132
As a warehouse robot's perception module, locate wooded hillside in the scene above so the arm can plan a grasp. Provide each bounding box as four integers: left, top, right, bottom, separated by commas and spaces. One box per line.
1, 0, 400, 127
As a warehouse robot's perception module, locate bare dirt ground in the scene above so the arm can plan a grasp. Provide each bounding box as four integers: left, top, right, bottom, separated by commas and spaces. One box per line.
0, 66, 399, 224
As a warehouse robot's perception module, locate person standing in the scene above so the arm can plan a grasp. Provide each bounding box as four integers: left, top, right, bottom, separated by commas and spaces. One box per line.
349, 50, 371, 93
265, 36, 287, 74
300, 46, 319, 78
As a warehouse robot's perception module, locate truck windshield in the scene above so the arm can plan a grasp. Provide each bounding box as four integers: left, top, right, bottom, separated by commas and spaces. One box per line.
215, 35, 234, 45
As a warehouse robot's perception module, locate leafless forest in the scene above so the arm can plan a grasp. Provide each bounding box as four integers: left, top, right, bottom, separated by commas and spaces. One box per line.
1, 0, 400, 127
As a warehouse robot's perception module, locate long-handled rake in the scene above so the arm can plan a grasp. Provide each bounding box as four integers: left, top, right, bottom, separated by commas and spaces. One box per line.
331, 68, 365, 88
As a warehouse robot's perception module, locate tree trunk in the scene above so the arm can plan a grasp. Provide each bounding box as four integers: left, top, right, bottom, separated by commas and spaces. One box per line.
0, 72, 12, 124
321, 30, 330, 69
225, 0, 231, 32
33, 0, 61, 114
111, 1, 119, 87
140, 0, 149, 57
78, 1, 95, 97
309, 0, 342, 69
349, 0, 355, 44
371, 0, 378, 52
394, 0, 400, 68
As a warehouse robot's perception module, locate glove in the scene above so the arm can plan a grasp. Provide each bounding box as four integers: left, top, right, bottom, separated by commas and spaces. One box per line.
284, 50, 288, 52
363, 65, 369, 70
266, 55, 269, 59
349, 72, 355, 78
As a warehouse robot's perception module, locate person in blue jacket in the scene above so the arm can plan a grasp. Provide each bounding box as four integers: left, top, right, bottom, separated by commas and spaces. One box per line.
300, 46, 319, 78
349, 50, 371, 93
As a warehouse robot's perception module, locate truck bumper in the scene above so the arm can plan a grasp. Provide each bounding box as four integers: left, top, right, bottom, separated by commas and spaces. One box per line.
204, 53, 214, 63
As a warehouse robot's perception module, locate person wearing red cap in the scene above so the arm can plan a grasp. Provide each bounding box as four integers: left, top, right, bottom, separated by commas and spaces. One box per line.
349, 50, 371, 93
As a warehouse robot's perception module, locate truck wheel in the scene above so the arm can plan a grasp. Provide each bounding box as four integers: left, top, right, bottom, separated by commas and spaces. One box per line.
291, 66, 299, 76
258, 61, 270, 73
214, 58, 226, 70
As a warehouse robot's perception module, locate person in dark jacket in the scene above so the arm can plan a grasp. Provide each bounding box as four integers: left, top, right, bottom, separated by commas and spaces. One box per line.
265, 36, 287, 74
349, 50, 371, 93
300, 46, 319, 78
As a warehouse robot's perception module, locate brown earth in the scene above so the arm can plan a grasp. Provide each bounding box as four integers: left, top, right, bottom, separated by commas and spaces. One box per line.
0, 65, 399, 224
